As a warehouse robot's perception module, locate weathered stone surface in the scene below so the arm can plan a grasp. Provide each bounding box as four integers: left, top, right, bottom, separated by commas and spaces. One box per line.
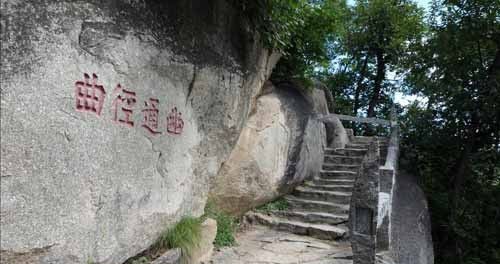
376, 251, 396, 264
305, 85, 330, 115
246, 212, 347, 240
325, 115, 349, 149
0, 1, 278, 263
210, 85, 327, 215
314, 81, 335, 113
188, 218, 217, 264
211, 225, 353, 264
289, 117, 327, 187
209, 88, 290, 215
376, 169, 394, 252
151, 248, 181, 264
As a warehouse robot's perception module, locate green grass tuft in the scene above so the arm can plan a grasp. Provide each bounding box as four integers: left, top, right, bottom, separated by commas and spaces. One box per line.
203, 201, 237, 248
155, 217, 202, 259
256, 197, 289, 212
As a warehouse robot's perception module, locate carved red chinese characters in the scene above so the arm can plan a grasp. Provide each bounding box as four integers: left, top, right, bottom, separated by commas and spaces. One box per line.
142, 98, 161, 135
74, 72, 185, 136
75, 73, 106, 116
166, 107, 184, 135
112, 84, 136, 127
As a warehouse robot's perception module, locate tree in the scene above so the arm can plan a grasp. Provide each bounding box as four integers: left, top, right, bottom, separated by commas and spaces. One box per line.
268, 0, 349, 86
401, 0, 500, 263
329, 0, 425, 119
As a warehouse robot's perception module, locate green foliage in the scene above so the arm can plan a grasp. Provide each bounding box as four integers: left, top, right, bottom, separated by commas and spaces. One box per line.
270, 0, 348, 86
131, 257, 150, 264
401, 104, 500, 263
213, 212, 237, 248
233, 0, 346, 86
203, 201, 237, 248
399, 0, 500, 262
323, 0, 425, 121
155, 217, 202, 259
256, 197, 289, 212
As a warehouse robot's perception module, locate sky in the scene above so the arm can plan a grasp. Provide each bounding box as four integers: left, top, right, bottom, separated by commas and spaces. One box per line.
347, 0, 431, 9
415, 0, 431, 10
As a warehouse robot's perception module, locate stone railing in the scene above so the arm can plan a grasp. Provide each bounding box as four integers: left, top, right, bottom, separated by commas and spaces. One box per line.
383, 109, 400, 170
377, 111, 399, 253
321, 114, 391, 126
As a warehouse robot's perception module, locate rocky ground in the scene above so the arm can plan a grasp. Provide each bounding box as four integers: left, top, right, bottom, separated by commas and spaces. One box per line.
210, 225, 353, 264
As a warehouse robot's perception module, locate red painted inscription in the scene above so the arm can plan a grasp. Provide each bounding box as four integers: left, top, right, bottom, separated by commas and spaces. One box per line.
142, 98, 161, 135
112, 84, 137, 127
74, 72, 185, 136
75, 73, 106, 116
166, 107, 184, 135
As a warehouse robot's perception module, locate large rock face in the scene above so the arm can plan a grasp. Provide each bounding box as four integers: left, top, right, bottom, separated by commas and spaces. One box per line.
390, 170, 434, 264
0, 1, 278, 263
210, 83, 327, 215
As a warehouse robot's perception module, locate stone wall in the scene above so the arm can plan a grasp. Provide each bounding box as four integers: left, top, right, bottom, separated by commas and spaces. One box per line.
0, 1, 278, 263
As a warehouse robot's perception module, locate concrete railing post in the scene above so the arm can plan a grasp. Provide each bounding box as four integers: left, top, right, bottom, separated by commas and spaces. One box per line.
350, 139, 380, 264
377, 106, 400, 253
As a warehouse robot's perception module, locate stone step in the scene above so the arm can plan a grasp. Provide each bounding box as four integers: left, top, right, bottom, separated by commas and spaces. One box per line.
320, 170, 357, 180
324, 148, 346, 156
312, 178, 355, 186
269, 210, 348, 225
285, 195, 350, 215
304, 181, 354, 192
345, 143, 370, 150
350, 136, 375, 144
326, 148, 367, 157
324, 155, 363, 164
351, 136, 389, 144
293, 186, 352, 204
322, 164, 360, 173
246, 212, 347, 240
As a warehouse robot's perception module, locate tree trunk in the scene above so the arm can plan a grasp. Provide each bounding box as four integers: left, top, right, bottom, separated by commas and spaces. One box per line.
486, 45, 500, 151
367, 49, 385, 118
352, 54, 370, 136
353, 54, 369, 116
487, 42, 500, 84
446, 113, 478, 264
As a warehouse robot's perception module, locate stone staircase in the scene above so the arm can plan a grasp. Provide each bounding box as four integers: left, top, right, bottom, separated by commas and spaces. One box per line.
247, 135, 388, 242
